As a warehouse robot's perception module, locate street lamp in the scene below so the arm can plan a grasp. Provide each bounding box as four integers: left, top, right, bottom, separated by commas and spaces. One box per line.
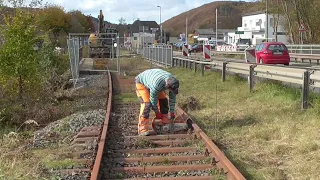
157, 5, 162, 43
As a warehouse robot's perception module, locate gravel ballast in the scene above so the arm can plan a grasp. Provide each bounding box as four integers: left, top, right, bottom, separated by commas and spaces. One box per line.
99, 102, 215, 179
32, 73, 109, 179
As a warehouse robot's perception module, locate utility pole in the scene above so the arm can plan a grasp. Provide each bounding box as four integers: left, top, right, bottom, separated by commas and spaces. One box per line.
216, 8, 218, 45
143, 26, 145, 56
266, 0, 269, 42
186, 17, 188, 45
157, 6, 162, 44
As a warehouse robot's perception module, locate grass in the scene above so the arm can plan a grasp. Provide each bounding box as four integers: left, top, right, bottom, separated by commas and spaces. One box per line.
0, 136, 83, 180
114, 92, 137, 103
167, 67, 320, 180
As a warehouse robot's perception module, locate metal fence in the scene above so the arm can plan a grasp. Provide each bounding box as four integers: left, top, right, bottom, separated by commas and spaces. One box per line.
286, 44, 320, 54
67, 37, 80, 88
170, 56, 320, 110
139, 45, 173, 67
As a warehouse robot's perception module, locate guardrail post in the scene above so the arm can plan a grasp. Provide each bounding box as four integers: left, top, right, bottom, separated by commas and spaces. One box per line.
222, 62, 227, 82
302, 70, 310, 110
194, 62, 197, 73
201, 64, 204, 76
317, 60, 319, 65
249, 65, 255, 92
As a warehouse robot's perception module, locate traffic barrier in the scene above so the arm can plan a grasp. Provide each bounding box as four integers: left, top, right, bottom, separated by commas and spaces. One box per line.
203, 45, 211, 59
182, 45, 189, 56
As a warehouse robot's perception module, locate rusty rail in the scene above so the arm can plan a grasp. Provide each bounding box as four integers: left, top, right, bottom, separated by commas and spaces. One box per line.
80, 71, 246, 180
90, 70, 113, 180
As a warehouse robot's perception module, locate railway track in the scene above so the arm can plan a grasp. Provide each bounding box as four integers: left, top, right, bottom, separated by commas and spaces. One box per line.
60, 70, 246, 180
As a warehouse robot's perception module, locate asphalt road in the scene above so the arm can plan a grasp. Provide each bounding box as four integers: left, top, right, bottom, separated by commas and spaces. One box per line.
173, 51, 320, 70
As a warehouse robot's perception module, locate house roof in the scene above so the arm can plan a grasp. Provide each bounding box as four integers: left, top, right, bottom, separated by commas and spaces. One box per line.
129, 20, 160, 33
241, 11, 266, 17
139, 21, 159, 28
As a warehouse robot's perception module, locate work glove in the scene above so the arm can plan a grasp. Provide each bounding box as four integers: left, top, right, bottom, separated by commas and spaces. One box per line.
170, 112, 175, 119
155, 112, 163, 119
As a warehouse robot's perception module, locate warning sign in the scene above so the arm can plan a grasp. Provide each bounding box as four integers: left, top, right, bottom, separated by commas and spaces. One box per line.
299, 23, 307, 32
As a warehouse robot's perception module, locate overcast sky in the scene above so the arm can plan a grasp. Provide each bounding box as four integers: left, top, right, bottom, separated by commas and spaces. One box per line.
49, 0, 255, 24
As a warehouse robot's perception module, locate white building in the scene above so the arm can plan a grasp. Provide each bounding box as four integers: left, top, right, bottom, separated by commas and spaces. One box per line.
227, 11, 289, 46
131, 32, 156, 48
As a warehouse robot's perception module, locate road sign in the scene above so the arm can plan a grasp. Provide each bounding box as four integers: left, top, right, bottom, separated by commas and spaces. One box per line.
235, 31, 244, 34
299, 23, 307, 32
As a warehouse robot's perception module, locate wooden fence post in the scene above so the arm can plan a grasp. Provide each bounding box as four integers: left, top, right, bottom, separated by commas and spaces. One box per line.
302, 70, 310, 110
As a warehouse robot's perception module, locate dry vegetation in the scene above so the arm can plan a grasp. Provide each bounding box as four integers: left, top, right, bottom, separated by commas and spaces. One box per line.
168, 68, 320, 180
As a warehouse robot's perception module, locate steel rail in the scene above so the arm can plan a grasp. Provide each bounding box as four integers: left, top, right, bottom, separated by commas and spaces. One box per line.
89, 70, 113, 180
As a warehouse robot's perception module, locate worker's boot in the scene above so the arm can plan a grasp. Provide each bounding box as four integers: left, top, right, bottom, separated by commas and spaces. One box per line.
138, 117, 151, 136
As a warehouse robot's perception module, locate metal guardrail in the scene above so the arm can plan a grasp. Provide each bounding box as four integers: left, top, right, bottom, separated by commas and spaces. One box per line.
286, 44, 320, 54
144, 55, 319, 111
212, 50, 320, 64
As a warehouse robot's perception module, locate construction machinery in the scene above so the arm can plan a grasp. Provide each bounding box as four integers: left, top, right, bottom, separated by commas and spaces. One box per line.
88, 10, 118, 59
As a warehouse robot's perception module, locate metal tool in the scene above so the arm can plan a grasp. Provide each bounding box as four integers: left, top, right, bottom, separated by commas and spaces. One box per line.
152, 117, 188, 135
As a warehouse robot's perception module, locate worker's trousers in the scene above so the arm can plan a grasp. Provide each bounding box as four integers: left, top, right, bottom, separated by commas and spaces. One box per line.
135, 83, 169, 133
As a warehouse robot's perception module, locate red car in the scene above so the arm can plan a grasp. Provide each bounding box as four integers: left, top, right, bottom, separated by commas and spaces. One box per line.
255, 42, 290, 65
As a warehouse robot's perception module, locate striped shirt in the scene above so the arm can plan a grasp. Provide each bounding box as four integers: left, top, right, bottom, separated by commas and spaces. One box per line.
136, 69, 176, 113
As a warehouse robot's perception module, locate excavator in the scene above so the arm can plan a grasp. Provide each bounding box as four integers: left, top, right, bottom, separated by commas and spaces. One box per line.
88, 10, 117, 59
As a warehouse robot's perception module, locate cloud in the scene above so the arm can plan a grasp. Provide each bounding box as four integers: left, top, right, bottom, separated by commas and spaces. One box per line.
46, 0, 253, 24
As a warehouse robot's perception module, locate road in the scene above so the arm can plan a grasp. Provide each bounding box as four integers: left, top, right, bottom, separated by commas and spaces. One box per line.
173, 51, 320, 70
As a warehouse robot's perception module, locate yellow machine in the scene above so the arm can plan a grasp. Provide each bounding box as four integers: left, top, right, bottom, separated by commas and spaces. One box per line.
88, 33, 98, 46
88, 10, 117, 60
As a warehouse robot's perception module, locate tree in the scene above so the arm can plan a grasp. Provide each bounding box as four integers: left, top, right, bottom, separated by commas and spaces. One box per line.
118, 17, 127, 25
87, 16, 95, 32
68, 10, 90, 33
36, 5, 71, 41
0, 9, 40, 102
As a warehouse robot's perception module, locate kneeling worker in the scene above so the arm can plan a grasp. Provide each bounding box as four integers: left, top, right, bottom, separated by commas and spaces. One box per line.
135, 69, 180, 136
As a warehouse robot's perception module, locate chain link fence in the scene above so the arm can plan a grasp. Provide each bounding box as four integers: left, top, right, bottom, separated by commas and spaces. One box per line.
139, 45, 173, 67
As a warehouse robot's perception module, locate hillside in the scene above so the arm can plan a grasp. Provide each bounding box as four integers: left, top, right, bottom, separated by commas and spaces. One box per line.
163, 1, 264, 36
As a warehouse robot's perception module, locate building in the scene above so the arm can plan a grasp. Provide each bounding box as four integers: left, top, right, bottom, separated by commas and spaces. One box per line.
227, 11, 288, 46
193, 29, 234, 42
129, 20, 161, 48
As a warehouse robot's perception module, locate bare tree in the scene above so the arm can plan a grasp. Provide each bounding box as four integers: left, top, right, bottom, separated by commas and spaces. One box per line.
118, 17, 127, 25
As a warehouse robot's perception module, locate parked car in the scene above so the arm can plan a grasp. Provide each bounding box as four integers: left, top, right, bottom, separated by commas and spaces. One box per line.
255, 42, 290, 65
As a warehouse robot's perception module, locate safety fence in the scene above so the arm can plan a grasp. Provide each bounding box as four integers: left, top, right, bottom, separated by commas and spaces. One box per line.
138, 45, 173, 67
67, 37, 81, 88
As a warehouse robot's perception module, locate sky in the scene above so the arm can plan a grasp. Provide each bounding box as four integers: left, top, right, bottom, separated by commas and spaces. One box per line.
48, 0, 256, 24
